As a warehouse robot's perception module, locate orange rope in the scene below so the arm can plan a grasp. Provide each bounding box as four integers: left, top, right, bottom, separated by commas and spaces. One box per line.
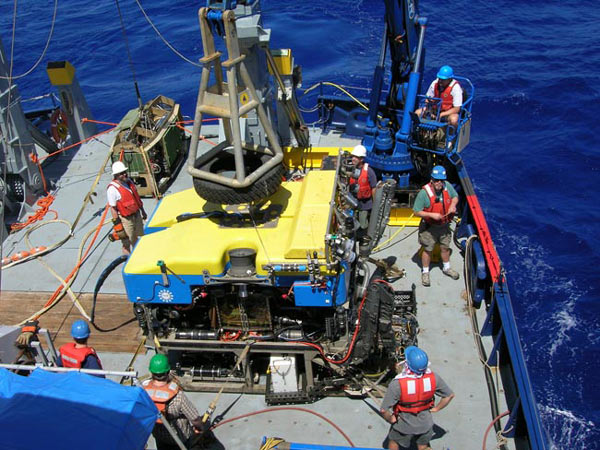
175, 123, 217, 146
39, 126, 117, 162
176, 118, 219, 124
81, 118, 118, 126
33, 205, 110, 320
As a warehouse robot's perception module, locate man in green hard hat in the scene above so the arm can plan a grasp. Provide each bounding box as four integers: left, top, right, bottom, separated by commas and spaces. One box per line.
142, 354, 206, 449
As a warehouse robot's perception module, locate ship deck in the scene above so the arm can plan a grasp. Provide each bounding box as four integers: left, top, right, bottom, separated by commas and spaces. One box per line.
0, 126, 513, 449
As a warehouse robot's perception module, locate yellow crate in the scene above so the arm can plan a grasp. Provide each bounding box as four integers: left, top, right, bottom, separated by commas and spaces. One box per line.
46, 61, 75, 86
389, 208, 421, 227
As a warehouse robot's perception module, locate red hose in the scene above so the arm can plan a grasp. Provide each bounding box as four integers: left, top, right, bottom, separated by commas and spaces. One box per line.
482, 410, 509, 450
211, 406, 355, 447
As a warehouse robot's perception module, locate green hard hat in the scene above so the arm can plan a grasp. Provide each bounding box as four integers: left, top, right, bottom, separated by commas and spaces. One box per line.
149, 354, 171, 374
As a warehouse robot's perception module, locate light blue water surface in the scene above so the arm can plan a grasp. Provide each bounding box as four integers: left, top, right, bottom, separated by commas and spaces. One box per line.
1, 1, 599, 448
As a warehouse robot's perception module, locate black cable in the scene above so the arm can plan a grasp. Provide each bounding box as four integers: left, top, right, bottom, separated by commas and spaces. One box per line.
114, 0, 143, 109
90, 255, 136, 332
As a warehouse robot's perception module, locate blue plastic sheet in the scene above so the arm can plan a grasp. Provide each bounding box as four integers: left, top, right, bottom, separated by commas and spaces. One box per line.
0, 368, 159, 450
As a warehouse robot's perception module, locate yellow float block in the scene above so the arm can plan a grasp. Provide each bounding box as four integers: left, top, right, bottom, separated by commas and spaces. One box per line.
389, 207, 421, 227
128, 170, 337, 277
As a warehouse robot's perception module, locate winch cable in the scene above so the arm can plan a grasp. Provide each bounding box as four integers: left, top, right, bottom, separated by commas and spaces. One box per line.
90, 254, 137, 332
211, 406, 355, 447
114, 0, 143, 109
464, 235, 506, 446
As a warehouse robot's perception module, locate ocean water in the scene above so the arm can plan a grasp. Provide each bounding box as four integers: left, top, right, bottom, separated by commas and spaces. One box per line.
1, 0, 599, 448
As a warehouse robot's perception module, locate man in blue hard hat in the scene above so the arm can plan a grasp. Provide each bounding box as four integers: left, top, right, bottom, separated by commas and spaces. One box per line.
57, 320, 104, 377
416, 65, 463, 128
380, 346, 455, 450
413, 165, 459, 287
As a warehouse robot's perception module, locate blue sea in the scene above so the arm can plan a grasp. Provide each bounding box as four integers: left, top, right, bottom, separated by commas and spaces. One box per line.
2, 0, 598, 448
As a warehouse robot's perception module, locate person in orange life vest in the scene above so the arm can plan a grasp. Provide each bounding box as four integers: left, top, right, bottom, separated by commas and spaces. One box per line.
348, 145, 378, 234
143, 354, 205, 450
107, 161, 147, 255
413, 165, 459, 287
380, 346, 454, 450
415, 65, 463, 128
57, 320, 104, 378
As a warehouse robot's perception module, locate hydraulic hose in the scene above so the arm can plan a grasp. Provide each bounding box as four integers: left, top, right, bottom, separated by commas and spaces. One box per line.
90, 254, 136, 332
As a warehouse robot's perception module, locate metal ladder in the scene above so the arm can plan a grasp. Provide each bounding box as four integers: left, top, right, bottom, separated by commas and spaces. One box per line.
187, 8, 283, 189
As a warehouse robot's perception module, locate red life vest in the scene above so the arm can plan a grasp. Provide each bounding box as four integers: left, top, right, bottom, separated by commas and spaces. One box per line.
108, 179, 143, 217
142, 379, 180, 424
422, 182, 453, 225
433, 80, 459, 112
59, 342, 102, 369
393, 369, 436, 414
349, 163, 373, 200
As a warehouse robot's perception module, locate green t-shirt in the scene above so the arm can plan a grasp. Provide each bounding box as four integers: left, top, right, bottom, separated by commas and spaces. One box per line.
413, 181, 458, 212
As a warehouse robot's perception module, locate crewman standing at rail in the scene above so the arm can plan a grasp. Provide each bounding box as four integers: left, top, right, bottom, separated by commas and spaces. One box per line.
142, 354, 206, 450
107, 161, 147, 255
348, 145, 377, 239
380, 346, 455, 450
57, 320, 104, 377
413, 165, 459, 287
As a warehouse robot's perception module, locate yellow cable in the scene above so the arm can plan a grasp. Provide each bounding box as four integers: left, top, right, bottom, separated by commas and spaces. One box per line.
372, 212, 415, 252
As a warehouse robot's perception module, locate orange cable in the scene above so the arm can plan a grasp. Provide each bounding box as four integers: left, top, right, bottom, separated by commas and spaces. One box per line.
39, 126, 117, 162
81, 118, 118, 126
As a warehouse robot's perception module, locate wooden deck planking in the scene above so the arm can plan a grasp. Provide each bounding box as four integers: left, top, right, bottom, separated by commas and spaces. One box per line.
0, 291, 142, 352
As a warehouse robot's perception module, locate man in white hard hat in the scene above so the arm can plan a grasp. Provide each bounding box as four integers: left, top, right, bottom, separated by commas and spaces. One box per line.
348, 145, 378, 237
107, 161, 147, 254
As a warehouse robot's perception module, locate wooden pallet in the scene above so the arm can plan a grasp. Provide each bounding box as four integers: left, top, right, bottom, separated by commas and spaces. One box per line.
0, 291, 142, 353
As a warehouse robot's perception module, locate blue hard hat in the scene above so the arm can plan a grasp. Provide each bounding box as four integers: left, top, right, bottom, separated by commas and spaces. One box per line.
405, 346, 429, 374
437, 65, 454, 80
71, 320, 90, 339
431, 165, 447, 180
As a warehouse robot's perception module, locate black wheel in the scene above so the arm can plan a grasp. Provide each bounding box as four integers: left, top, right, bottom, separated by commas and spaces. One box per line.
193, 148, 285, 204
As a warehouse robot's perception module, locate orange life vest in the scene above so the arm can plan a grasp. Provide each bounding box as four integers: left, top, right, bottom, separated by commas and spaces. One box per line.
59, 342, 102, 369
108, 179, 143, 217
349, 163, 373, 200
393, 369, 436, 414
422, 182, 453, 225
433, 79, 459, 112
142, 379, 180, 424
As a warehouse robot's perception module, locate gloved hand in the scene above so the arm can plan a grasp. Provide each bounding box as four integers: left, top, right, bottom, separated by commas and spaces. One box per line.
15, 320, 39, 348
192, 417, 211, 434
109, 217, 128, 241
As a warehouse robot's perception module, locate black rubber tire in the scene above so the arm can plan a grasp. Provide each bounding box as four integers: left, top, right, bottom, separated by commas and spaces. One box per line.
192, 148, 285, 204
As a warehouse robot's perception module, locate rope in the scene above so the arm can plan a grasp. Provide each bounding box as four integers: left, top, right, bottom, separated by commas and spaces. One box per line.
38, 125, 117, 162
372, 212, 415, 252
212, 407, 355, 447
114, 0, 143, 108
0, 0, 58, 80
302, 81, 370, 111
133, 0, 202, 68
482, 411, 510, 450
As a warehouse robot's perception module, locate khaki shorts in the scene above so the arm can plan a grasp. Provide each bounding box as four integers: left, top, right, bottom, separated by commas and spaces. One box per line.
418, 220, 451, 252
121, 211, 144, 248
388, 426, 434, 448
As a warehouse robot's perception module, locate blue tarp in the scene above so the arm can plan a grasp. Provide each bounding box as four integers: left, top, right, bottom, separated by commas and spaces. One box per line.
0, 368, 159, 450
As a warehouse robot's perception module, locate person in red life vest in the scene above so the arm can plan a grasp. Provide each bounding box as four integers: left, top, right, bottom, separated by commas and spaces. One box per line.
57, 320, 104, 378
380, 346, 454, 450
413, 165, 459, 287
415, 65, 463, 128
348, 145, 378, 237
107, 161, 147, 255
143, 354, 206, 450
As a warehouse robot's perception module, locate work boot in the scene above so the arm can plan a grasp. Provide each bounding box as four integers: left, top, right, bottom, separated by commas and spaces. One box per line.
421, 272, 430, 287
443, 267, 460, 280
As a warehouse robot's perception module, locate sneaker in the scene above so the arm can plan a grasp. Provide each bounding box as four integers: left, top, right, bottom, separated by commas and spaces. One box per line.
421, 272, 430, 287
443, 267, 460, 280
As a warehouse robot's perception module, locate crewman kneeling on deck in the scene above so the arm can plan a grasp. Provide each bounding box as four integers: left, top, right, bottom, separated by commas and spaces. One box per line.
57, 320, 104, 378
143, 354, 206, 450
107, 161, 147, 255
380, 346, 455, 450
413, 165, 459, 287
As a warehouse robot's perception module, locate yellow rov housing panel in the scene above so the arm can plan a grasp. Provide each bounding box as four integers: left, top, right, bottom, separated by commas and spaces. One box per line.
126, 170, 337, 277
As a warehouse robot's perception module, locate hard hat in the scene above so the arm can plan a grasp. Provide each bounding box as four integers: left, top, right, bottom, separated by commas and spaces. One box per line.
437, 65, 454, 80
405, 346, 428, 374
431, 165, 447, 180
149, 354, 171, 374
111, 161, 128, 176
71, 320, 90, 339
351, 145, 367, 158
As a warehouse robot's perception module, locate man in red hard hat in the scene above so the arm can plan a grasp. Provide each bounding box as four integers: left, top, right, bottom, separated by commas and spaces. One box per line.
106, 161, 147, 254
380, 346, 455, 450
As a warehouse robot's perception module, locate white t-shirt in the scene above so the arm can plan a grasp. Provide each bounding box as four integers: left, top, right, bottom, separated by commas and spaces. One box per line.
107, 181, 127, 207
425, 80, 463, 108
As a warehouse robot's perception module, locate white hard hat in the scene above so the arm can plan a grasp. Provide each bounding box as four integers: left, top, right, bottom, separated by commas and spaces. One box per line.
111, 161, 128, 175
351, 145, 367, 158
